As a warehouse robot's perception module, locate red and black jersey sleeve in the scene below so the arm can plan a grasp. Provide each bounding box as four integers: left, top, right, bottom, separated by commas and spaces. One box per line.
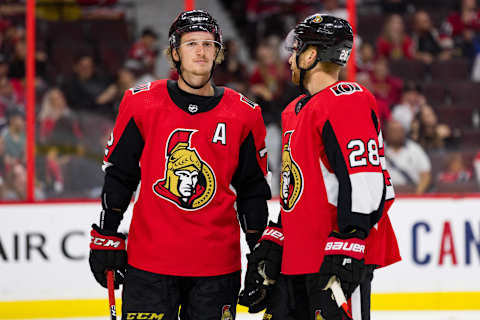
101, 90, 145, 231
231, 104, 270, 233
320, 95, 386, 235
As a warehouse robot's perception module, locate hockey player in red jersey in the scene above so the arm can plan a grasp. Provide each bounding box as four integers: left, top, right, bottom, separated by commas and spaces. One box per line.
88, 10, 271, 320
240, 15, 401, 319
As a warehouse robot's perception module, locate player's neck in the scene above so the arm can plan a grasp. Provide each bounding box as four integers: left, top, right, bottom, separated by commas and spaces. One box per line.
178, 76, 214, 96
305, 71, 339, 95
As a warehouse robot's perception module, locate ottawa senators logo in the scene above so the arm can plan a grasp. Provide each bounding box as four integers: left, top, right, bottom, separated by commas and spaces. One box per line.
315, 310, 324, 320
280, 130, 303, 212
153, 129, 216, 210
312, 15, 323, 23
221, 305, 233, 320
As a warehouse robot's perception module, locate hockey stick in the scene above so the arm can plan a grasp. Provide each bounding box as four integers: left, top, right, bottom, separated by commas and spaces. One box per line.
107, 270, 117, 320
324, 276, 353, 320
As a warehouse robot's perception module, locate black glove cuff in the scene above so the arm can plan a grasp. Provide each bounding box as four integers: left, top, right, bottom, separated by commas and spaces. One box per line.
246, 232, 262, 251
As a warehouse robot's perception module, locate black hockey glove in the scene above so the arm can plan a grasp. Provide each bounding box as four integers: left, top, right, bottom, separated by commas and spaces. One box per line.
239, 224, 283, 313
305, 231, 367, 320
89, 224, 127, 289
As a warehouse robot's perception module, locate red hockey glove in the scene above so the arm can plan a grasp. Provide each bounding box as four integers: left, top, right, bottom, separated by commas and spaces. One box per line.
239, 223, 283, 313
89, 224, 127, 289
318, 230, 368, 298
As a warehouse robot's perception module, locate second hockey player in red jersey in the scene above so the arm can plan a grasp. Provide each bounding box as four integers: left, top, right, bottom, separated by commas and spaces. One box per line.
88, 10, 271, 320
240, 15, 401, 320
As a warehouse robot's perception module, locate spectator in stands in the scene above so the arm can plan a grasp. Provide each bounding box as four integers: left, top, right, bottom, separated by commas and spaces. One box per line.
443, 0, 480, 62
1, 108, 26, 199
128, 27, 159, 75
384, 119, 432, 194
356, 72, 391, 127
61, 54, 110, 115
38, 87, 82, 148
0, 74, 24, 129
376, 14, 415, 60
249, 35, 289, 124
437, 152, 473, 184
391, 81, 426, 132
96, 67, 137, 113
214, 39, 249, 92
410, 104, 457, 152
444, 0, 480, 38
369, 57, 403, 108
413, 10, 453, 64
357, 41, 376, 74
8, 37, 47, 80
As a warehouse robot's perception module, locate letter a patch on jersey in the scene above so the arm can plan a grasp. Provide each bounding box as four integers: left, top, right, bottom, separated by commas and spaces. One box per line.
152, 129, 216, 211
280, 130, 303, 212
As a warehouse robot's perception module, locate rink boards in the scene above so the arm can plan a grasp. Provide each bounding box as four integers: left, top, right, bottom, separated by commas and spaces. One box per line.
0, 197, 479, 318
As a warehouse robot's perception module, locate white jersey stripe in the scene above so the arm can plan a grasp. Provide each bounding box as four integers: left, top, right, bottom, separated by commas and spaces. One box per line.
350, 172, 384, 214
319, 157, 339, 207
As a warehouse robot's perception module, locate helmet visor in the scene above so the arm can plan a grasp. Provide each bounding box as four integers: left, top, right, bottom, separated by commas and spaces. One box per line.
283, 29, 303, 53
171, 23, 220, 48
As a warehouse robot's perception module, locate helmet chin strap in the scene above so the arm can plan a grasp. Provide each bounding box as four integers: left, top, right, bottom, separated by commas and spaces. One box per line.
175, 48, 220, 90
296, 49, 321, 95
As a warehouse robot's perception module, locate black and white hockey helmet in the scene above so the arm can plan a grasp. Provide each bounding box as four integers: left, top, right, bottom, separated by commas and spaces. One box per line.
168, 9, 223, 49
286, 14, 353, 66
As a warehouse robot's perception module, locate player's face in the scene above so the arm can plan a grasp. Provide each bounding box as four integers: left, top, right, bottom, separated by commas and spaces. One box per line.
288, 39, 302, 84
176, 32, 218, 77
175, 169, 199, 197
281, 170, 291, 198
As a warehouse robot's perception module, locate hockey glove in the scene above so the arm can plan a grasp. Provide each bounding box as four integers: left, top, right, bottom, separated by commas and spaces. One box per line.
317, 230, 368, 299
89, 224, 127, 289
239, 224, 283, 313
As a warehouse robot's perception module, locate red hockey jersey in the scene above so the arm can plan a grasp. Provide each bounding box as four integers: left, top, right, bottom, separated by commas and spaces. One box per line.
103, 80, 269, 276
279, 81, 401, 275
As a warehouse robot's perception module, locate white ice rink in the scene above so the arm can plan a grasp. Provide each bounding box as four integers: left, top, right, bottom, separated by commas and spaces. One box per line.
33, 311, 480, 320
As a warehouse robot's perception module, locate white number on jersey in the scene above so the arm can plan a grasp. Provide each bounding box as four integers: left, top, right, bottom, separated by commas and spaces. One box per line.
347, 139, 380, 167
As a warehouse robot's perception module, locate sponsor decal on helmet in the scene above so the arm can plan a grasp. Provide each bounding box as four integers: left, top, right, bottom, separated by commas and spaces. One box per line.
312, 15, 323, 23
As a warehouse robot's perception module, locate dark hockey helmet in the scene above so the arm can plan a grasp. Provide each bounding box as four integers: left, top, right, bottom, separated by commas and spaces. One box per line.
288, 14, 353, 66
168, 9, 223, 49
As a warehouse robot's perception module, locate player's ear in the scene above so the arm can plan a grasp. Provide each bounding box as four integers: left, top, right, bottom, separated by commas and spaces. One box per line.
172, 48, 180, 62
300, 46, 317, 69
306, 46, 317, 66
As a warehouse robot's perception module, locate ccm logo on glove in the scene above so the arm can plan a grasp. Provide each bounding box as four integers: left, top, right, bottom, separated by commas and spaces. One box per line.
90, 229, 126, 250
260, 227, 284, 246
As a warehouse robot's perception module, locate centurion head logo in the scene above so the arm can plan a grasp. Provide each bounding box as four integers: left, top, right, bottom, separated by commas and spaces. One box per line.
153, 129, 216, 210
280, 130, 303, 211
221, 305, 233, 320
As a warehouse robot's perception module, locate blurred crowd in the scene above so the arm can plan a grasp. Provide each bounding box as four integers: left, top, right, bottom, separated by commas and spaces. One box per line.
0, 0, 479, 200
